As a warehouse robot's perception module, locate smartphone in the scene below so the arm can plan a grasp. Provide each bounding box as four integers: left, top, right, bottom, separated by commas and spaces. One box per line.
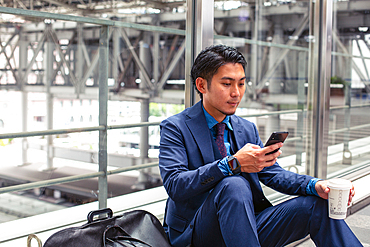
264, 131, 289, 155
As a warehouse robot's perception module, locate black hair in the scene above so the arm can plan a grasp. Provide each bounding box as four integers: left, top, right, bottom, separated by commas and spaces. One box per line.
190, 44, 247, 99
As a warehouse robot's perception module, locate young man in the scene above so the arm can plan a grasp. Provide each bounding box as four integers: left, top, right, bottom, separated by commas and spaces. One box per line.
159, 44, 361, 247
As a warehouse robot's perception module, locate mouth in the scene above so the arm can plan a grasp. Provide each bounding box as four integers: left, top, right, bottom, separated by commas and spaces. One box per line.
228, 101, 239, 107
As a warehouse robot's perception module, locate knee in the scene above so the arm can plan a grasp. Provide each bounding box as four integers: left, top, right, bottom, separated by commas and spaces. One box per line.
298, 196, 328, 218
214, 176, 253, 202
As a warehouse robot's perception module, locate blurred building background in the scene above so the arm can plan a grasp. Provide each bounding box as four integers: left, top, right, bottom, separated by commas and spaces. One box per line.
0, 0, 370, 245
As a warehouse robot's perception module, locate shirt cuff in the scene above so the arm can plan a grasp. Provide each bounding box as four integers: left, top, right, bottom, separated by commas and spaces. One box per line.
218, 157, 233, 176
306, 178, 321, 197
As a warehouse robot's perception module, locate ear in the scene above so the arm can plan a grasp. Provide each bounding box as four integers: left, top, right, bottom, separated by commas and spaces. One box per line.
195, 77, 207, 94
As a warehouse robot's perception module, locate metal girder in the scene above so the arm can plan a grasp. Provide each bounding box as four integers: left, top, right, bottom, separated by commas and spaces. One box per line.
20, 32, 46, 84
79, 28, 113, 87
355, 39, 370, 82
52, 45, 72, 85
0, 31, 19, 59
42, 0, 83, 12
118, 27, 153, 91
333, 32, 370, 91
0, 31, 19, 83
81, 38, 91, 67
116, 31, 143, 86
46, 27, 78, 87
157, 39, 185, 90
50, 31, 76, 86
14, 0, 27, 9
256, 13, 309, 93
163, 35, 179, 70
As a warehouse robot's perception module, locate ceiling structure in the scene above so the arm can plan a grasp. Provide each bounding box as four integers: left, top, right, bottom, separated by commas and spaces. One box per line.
0, 0, 369, 106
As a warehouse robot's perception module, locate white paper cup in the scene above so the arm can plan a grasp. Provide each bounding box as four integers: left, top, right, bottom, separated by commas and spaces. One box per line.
327, 178, 352, 220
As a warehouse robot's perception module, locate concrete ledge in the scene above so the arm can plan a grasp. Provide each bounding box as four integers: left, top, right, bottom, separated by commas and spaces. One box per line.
1, 173, 369, 247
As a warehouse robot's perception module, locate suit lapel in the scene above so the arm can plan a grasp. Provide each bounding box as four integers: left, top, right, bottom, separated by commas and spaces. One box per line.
185, 102, 215, 165
230, 116, 244, 151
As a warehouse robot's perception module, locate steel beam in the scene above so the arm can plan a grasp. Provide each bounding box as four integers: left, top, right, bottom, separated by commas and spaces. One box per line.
118, 27, 153, 91
256, 14, 309, 93
47, 28, 78, 87
76, 23, 85, 95
117, 31, 143, 86
157, 39, 185, 90
333, 32, 370, 91
44, 24, 55, 170
355, 39, 370, 81
20, 33, 46, 85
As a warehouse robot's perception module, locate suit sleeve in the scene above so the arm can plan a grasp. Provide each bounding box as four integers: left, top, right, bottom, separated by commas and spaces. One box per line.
159, 118, 225, 202
250, 123, 314, 196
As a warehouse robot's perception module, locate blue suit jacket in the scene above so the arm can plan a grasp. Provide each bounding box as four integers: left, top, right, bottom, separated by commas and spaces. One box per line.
159, 101, 313, 247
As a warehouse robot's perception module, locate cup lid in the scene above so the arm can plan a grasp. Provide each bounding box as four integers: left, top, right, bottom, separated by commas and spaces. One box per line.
327, 178, 352, 190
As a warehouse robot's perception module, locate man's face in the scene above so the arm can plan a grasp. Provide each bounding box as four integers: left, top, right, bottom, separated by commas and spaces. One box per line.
196, 63, 246, 122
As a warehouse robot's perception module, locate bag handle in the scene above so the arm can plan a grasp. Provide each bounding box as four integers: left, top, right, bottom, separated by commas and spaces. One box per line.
27, 234, 42, 247
103, 225, 152, 247
87, 208, 113, 223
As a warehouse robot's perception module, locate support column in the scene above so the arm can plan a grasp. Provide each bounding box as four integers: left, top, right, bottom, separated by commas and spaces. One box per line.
306, 0, 333, 178
76, 23, 85, 96
268, 22, 284, 95
98, 25, 109, 209
265, 106, 280, 136
19, 28, 29, 165
137, 32, 152, 189
185, 0, 214, 107
296, 51, 307, 167
44, 24, 55, 170
153, 30, 160, 93
250, 0, 262, 101
265, 22, 283, 135
343, 38, 353, 165
137, 98, 150, 189
112, 27, 120, 89
139, 33, 152, 90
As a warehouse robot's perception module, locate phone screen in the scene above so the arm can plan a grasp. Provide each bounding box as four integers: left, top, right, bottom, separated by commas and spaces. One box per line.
264, 131, 289, 155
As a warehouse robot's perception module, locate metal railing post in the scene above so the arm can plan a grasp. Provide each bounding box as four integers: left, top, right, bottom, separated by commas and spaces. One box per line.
98, 25, 109, 209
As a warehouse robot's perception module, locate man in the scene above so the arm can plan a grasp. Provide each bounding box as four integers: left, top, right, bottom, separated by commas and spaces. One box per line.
159, 44, 361, 247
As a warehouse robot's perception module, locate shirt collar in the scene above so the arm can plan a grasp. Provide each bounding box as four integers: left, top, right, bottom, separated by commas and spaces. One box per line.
202, 104, 233, 131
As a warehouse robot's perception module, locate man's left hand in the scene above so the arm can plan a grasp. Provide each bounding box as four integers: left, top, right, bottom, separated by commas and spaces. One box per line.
315, 180, 355, 206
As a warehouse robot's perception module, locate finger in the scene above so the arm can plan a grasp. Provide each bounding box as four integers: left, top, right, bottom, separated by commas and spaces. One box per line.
259, 158, 278, 169
264, 150, 282, 162
264, 142, 283, 152
245, 143, 261, 149
348, 194, 353, 205
250, 145, 262, 149
325, 187, 330, 193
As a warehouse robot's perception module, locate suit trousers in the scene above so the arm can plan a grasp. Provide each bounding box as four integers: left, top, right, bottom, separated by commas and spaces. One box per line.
191, 176, 362, 247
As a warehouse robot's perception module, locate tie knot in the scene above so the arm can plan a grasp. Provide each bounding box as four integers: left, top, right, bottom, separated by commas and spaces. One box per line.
216, 122, 225, 136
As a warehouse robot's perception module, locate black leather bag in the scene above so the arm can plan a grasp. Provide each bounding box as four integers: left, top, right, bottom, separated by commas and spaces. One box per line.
44, 208, 171, 247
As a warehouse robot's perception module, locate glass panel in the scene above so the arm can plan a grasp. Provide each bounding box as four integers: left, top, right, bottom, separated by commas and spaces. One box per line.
212, 0, 370, 197
213, 1, 311, 198
0, 8, 185, 223
328, 0, 370, 178
214, 1, 309, 167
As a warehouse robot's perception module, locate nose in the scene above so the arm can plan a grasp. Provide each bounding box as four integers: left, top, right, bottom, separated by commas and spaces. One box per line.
231, 84, 241, 97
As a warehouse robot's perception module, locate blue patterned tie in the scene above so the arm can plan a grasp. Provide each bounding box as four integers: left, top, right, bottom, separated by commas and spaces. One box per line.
215, 123, 227, 158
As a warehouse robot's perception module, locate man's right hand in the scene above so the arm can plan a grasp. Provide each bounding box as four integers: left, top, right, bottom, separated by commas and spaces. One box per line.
233, 143, 283, 173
